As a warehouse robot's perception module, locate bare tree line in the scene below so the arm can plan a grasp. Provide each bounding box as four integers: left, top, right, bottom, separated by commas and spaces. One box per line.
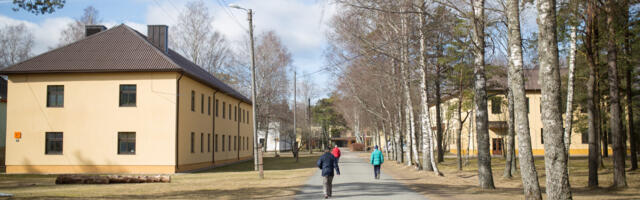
325, 0, 639, 198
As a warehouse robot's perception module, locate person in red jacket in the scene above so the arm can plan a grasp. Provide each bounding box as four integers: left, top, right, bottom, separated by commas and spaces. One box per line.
332, 145, 341, 163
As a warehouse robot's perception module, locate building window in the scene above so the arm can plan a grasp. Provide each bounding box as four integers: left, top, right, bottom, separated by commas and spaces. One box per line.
228, 104, 232, 120
215, 134, 219, 152
191, 91, 195, 112
582, 131, 588, 144
45, 132, 63, 155
222, 135, 225, 152
525, 97, 530, 113
234, 136, 237, 151
234, 106, 237, 121
216, 99, 219, 117
46, 85, 64, 107
208, 133, 211, 152
191, 132, 195, 153
208, 97, 211, 116
491, 97, 502, 114
228, 135, 231, 151
118, 132, 136, 155
541, 128, 544, 144
119, 85, 136, 107
223, 102, 226, 118
200, 133, 204, 152
201, 94, 204, 114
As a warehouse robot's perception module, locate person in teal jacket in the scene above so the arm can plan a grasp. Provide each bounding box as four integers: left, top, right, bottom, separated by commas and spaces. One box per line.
370, 145, 384, 179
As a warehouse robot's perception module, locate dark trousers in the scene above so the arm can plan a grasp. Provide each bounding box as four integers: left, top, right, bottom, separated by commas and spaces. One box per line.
373, 165, 381, 178
323, 175, 333, 197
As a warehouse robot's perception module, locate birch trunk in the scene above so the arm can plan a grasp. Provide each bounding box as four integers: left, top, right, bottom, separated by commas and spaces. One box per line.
537, 0, 572, 198
507, 0, 542, 197
564, 15, 577, 159
504, 89, 514, 178
417, 0, 435, 172
606, 0, 627, 187
471, 0, 495, 189
399, 12, 417, 167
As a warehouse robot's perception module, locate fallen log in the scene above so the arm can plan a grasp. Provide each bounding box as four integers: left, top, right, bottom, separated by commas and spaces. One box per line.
56, 175, 171, 184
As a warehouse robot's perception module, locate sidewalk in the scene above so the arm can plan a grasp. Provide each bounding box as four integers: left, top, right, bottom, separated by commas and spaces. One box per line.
294, 149, 426, 200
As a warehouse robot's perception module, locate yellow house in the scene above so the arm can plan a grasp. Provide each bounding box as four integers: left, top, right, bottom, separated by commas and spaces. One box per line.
431, 68, 620, 156
1, 24, 253, 174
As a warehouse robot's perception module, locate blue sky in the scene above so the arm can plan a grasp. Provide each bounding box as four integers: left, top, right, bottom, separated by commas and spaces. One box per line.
0, 0, 334, 98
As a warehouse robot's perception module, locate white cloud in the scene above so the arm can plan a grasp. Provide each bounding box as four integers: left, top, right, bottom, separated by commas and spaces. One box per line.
145, 0, 337, 93
0, 14, 73, 54
210, 0, 337, 61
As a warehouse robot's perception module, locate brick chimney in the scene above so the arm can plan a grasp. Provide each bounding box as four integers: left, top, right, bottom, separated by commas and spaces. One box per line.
147, 25, 168, 53
85, 25, 106, 37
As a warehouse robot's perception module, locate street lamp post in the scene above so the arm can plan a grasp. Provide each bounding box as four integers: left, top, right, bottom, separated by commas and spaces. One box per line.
229, 4, 261, 178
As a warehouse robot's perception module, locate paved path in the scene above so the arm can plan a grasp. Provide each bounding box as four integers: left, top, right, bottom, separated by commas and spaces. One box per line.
295, 149, 426, 200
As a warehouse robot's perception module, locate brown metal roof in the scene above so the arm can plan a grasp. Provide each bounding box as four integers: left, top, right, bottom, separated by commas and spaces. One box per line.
488, 68, 568, 92
0, 24, 251, 104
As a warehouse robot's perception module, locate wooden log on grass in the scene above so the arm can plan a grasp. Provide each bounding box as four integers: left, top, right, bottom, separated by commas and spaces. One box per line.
56, 175, 170, 184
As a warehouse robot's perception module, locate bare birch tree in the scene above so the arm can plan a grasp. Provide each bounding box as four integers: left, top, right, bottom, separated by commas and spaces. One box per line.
506, 0, 541, 198
563, 0, 578, 159
0, 23, 34, 68
58, 6, 100, 46
471, 0, 495, 189
537, 0, 572, 198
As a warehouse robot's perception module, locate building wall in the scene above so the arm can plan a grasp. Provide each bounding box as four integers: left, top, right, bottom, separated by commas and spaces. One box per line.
437, 91, 601, 156
176, 75, 253, 172
5, 72, 177, 174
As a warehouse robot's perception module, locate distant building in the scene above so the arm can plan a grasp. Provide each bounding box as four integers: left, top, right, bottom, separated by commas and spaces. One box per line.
1, 25, 253, 174
258, 122, 293, 152
431, 68, 627, 156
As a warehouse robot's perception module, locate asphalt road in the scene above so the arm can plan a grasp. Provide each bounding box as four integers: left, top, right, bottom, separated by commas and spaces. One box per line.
294, 149, 426, 200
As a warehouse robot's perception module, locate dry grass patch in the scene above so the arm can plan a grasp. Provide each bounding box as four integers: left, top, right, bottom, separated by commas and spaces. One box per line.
0, 152, 319, 199
373, 154, 640, 200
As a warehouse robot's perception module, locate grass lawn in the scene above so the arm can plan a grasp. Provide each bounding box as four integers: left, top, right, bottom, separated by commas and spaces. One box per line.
0, 152, 319, 199
378, 153, 640, 200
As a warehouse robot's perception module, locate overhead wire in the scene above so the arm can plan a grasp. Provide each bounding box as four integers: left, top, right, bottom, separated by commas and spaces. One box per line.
215, 0, 249, 32
151, 0, 178, 24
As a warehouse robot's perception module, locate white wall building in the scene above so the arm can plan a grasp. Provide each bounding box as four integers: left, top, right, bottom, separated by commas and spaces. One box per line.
257, 122, 293, 152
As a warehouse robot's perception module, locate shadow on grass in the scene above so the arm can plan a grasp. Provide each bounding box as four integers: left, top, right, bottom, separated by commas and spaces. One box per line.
198, 154, 321, 173
7, 186, 303, 199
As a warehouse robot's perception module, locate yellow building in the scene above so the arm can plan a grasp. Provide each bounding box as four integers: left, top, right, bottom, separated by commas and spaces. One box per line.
1, 24, 253, 174
432, 69, 620, 156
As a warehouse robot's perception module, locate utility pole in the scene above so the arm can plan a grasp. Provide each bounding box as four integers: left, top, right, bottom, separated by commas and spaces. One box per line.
248, 9, 259, 175
229, 4, 260, 176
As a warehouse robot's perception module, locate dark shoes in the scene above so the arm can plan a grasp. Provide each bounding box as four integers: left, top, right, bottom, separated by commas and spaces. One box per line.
324, 195, 329, 199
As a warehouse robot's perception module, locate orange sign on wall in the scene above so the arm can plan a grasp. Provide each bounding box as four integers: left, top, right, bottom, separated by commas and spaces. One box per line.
14, 131, 21, 139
